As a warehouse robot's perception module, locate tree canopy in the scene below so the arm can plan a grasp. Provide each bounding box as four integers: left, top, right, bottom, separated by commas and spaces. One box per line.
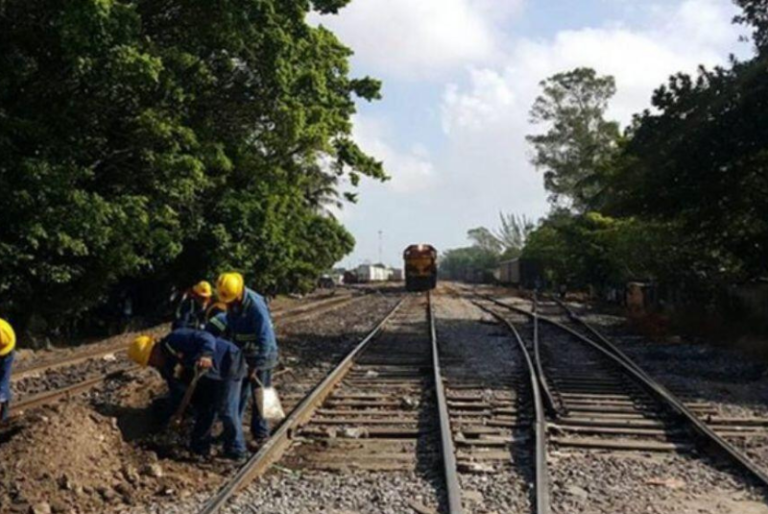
521, 5, 768, 300
527, 67, 620, 211
0, 0, 383, 335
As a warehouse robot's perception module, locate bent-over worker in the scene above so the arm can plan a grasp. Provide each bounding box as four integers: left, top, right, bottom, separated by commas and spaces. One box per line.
0, 319, 15, 421
128, 328, 247, 459
216, 272, 278, 448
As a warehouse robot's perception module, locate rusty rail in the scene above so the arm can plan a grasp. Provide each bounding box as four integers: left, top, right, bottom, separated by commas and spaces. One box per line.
9, 294, 361, 420
195, 297, 406, 514
428, 291, 463, 514
471, 298, 551, 514
10, 369, 131, 417
486, 294, 768, 492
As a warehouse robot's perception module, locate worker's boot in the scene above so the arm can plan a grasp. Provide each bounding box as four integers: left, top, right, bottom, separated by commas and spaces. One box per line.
247, 437, 269, 452
221, 451, 248, 464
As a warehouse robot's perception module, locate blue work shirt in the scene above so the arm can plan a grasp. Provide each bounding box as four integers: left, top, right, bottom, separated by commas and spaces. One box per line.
0, 352, 13, 403
172, 295, 207, 330
221, 288, 278, 370
158, 329, 246, 382
205, 312, 228, 339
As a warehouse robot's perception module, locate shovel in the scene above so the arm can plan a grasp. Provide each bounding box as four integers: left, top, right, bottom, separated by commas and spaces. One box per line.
169, 367, 207, 429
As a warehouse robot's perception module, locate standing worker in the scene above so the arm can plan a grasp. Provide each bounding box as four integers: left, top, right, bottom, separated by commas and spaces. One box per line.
173, 280, 225, 330
127, 328, 247, 460
0, 319, 15, 421
216, 272, 278, 449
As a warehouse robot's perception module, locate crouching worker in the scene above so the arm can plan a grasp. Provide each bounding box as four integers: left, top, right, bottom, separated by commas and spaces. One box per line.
0, 319, 15, 421
127, 329, 248, 460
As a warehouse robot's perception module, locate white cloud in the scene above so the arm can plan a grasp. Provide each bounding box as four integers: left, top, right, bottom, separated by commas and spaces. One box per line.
313, 0, 522, 79
352, 115, 435, 194
432, 0, 748, 234
443, 0, 746, 133
340, 0, 749, 265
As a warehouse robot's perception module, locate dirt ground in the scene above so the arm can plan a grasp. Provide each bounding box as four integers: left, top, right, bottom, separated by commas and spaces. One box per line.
0, 290, 401, 514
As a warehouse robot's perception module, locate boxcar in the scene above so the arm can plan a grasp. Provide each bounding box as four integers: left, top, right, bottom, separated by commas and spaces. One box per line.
404, 244, 438, 292
496, 258, 541, 289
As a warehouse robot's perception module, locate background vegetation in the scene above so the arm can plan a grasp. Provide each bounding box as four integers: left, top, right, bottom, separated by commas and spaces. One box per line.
442, 3, 768, 316
0, 0, 385, 339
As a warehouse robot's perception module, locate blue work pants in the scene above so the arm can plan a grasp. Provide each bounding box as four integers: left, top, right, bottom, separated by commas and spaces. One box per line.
191, 376, 245, 456
0, 352, 13, 422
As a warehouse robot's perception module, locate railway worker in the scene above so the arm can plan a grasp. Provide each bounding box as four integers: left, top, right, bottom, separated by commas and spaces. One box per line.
216, 272, 278, 448
128, 329, 248, 460
173, 280, 225, 330
0, 318, 15, 421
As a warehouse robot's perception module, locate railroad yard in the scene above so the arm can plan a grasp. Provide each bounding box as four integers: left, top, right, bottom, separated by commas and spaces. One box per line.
0, 284, 764, 514
3, 0, 768, 512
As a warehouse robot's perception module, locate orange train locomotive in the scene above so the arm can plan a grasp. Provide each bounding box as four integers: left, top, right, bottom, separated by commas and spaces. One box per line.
403, 244, 438, 292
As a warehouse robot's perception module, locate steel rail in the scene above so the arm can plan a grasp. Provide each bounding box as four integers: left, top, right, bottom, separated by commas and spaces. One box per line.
486, 294, 768, 492
471, 298, 551, 514
9, 369, 132, 417
195, 297, 406, 514
550, 297, 653, 379
530, 292, 558, 417
428, 291, 464, 514
12, 294, 359, 382
8, 295, 362, 425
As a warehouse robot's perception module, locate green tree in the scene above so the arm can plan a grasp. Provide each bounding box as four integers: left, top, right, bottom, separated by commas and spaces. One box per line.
467, 227, 503, 254
0, 0, 384, 336
527, 67, 620, 211
606, 58, 768, 286
735, 0, 768, 53
439, 247, 499, 281
467, 212, 534, 258
495, 212, 534, 259
523, 210, 674, 291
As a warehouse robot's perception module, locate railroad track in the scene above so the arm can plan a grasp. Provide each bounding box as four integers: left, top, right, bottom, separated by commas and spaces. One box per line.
545, 298, 768, 456
196, 293, 465, 514
474, 290, 768, 512
12, 292, 358, 382
448, 296, 548, 514
8, 293, 362, 419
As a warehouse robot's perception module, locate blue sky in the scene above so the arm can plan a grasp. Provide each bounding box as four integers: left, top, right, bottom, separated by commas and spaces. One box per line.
314, 0, 750, 268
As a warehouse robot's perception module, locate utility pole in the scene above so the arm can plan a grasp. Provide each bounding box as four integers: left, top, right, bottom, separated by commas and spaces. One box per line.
378, 230, 383, 265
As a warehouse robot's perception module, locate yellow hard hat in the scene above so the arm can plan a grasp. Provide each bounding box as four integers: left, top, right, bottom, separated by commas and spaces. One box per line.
216, 272, 245, 304
0, 319, 16, 357
128, 335, 157, 367
192, 280, 213, 299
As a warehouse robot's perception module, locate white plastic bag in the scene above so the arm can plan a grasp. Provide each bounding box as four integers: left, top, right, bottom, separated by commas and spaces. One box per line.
254, 384, 286, 422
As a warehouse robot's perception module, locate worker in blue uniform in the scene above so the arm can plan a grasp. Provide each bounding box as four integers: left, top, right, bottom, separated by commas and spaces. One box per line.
0, 319, 15, 421
128, 328, 247, 459
216, 272, 278, 448
173, 281, 226, 330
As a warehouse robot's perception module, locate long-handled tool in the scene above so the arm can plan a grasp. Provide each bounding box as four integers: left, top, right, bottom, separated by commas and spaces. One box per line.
169, 367, 207, 429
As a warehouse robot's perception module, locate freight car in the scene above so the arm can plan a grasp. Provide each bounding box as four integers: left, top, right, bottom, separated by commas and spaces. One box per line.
404, 244, 438, 292
355, 264, 390, 283
496, 258, 542, 289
